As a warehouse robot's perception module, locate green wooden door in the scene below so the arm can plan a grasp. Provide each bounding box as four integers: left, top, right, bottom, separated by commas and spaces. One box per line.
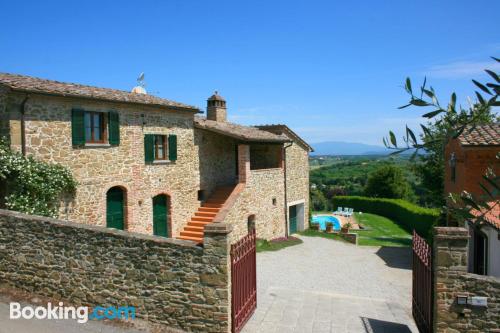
153, 195, 169, 237
289, 205, 297, 234
106, 187, 124, 230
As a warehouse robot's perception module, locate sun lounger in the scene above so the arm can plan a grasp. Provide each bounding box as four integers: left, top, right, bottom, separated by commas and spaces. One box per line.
333, 207, 343, 215
345, 208, 354, 217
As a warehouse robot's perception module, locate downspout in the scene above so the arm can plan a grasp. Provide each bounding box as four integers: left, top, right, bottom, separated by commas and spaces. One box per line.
20, 95, 29, 156
283, 142, 293, 238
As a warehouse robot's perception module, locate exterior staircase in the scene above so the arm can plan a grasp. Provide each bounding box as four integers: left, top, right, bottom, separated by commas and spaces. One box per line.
177, 186, 234, 244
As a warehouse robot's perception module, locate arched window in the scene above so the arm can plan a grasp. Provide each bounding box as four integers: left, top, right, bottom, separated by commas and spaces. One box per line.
247, 215, 256, 233
106, 186, 126, 230
153, 194, 170, 237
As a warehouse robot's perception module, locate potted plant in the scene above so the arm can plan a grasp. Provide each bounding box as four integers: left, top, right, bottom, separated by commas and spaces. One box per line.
311, 222, 320, 231
341, 222, 352, 233
325, 221, 334, 233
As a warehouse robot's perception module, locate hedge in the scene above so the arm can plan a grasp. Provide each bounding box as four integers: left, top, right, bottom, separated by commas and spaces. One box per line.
333, 196, 439, 239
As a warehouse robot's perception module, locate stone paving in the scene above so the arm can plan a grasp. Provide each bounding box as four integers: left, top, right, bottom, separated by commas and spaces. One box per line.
242, 235, 418, 333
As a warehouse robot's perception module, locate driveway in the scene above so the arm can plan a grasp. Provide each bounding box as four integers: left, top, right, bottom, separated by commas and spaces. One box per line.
243, 236, 418, 333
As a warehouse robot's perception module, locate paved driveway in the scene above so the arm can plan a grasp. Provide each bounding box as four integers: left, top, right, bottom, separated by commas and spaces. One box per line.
243, 236, 418, 333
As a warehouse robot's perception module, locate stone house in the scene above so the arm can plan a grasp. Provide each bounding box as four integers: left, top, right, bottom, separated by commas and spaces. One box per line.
0, 73, 312, 244
444, 123, 500, 278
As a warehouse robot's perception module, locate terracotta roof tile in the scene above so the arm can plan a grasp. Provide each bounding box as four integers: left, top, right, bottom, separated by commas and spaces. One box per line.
471, 202, 500, 230
194, 117, 290, 143
458, 123, 500, 146
0, 73, 200, 112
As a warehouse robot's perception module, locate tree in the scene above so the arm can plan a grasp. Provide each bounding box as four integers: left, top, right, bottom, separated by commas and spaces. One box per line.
364, 165, 413, 200
384, 57, 499, 225
311, 189, 329, 211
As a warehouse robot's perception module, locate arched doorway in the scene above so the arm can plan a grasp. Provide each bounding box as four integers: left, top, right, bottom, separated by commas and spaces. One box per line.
106, 186, 125, 230
153, 194, 169, 237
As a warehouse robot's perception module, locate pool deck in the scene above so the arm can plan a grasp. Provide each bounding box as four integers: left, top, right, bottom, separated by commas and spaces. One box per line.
314, 213, 360, 230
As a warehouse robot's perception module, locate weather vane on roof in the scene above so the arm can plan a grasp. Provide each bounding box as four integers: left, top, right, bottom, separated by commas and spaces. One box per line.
137, 72, 146, 88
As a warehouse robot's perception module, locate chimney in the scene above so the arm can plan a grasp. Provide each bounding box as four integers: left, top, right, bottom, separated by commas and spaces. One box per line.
207, 91, 227, 122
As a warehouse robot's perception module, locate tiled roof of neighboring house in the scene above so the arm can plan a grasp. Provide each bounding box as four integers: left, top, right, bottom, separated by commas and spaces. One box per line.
194, 117, 290, 143
256, 124, 314, 152
471, 202, 500, 230
0, 73, 200, 112
458, 123, 500, 146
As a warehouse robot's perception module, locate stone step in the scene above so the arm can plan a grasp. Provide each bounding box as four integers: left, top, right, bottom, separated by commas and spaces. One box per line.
185, 225, 204, 232
192, 216, 214, 223
198, 207, 220, 213
180, 230, 204, 238
188, 221, 212, 227
178, 235, 203, 243
203, 203, 224, 208
195, 211, 217, 218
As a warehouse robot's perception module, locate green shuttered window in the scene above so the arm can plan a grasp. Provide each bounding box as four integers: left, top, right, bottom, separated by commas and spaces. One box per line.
108, 111, 120, 146
168, 134, 177, 161
144, 134, 155, 163
144, 133, 177, 163
71, 109, 85, 146
71, 109, 119, 147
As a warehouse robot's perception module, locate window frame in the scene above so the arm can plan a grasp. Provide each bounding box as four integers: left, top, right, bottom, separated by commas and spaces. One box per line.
84, 111, 107, 144
154, 134, 168, 160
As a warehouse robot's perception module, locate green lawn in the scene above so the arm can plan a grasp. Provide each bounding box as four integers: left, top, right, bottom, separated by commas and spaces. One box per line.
297, 229, 346, 242
352, 212, 412, 247
256, 237, 303, 252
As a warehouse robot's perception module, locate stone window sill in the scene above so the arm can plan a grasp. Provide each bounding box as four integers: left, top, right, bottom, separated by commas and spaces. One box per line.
84, 143, 111, 148
152, 160, 174, 165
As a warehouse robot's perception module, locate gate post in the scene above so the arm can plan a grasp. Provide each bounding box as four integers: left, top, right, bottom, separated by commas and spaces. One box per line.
432, 227, 469, 333
204, 223, 233, 333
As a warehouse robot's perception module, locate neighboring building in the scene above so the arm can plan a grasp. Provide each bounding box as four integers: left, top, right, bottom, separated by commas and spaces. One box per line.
444, 123, 500, 278
0, 73, 312, 244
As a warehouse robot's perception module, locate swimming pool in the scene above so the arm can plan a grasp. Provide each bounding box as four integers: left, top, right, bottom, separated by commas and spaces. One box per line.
311, 215, 341, 231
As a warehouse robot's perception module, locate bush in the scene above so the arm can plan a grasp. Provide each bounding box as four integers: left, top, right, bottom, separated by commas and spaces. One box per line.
0, 138, 77, 217
333, 196, 439, 239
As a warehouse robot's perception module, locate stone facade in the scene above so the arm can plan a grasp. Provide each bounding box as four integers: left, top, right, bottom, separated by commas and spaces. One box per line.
284, 138, 311, 232
0, 209, 231, 332
0, 82, 311, 243
2, 92, 201, 238
195, 129, 238, 197
223, 168, 286, 243
433, 227, 500, 333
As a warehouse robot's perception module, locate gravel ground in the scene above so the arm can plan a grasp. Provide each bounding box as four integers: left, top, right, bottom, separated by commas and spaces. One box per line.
243, 235, 419, 333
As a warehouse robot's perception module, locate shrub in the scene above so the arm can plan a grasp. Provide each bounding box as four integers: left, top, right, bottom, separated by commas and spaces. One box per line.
333, 196, 439, 239
0, 138, 77, 217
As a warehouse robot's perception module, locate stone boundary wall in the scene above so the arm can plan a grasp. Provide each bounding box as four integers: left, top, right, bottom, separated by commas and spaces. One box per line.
0, 209, 232, 333
340, 232, 358, 245
433, 227, 500, 333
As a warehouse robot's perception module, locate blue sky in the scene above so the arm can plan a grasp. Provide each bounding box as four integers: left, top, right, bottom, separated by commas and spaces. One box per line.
1, 0, 499, 145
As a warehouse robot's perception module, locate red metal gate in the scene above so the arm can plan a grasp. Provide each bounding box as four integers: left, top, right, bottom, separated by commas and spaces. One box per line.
412, 230, 433, 333
231, 230, 257, 333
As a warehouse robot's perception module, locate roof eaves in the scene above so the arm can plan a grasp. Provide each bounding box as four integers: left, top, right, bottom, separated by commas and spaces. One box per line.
8, 86, 202, 113
256, 124, 314, 152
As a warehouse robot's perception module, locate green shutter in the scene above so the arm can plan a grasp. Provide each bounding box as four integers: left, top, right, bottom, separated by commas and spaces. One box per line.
168, 134, 177, 161
71, 109, 85, 146
108, 111, 120, 146
144, 134, 155, 164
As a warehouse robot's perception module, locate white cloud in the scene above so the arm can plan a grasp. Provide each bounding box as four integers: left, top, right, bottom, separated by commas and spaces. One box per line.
423, 60, 500, 79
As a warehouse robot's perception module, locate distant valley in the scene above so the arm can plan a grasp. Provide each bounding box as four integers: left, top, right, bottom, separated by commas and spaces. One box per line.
310, 141, 390, 156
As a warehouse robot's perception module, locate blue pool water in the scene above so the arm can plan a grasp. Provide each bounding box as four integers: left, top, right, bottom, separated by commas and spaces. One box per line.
312, 215, 341, 231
